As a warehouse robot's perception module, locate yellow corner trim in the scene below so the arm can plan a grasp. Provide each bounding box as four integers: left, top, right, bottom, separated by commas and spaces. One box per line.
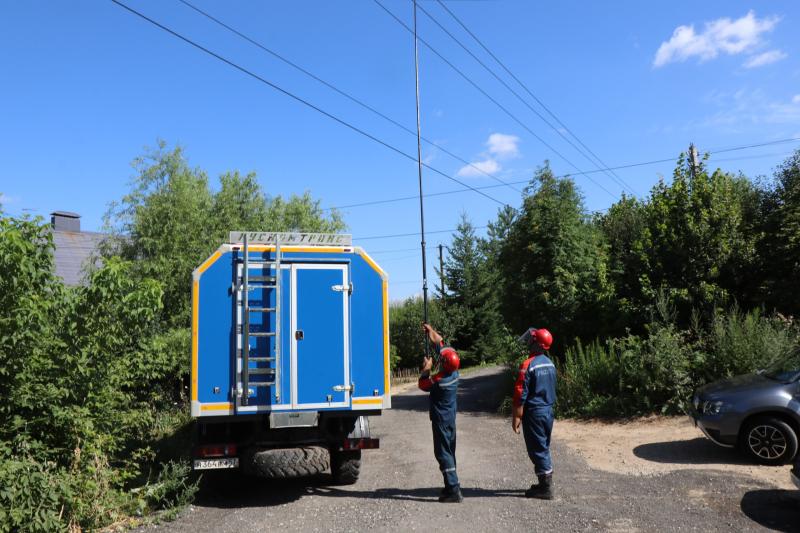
356, 248, 388, 279
197, 250, 222, 276
191, 280, 199, 402
382, 279, 390, 397
352, 397, 384, 405
200, 403, 234, 412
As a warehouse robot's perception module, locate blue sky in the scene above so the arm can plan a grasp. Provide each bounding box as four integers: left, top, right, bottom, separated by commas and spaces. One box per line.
2, 0, 799, 300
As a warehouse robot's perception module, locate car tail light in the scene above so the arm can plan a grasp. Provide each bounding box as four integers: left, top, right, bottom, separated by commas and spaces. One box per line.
195, 444, 237, 458
342, 438, 380, 450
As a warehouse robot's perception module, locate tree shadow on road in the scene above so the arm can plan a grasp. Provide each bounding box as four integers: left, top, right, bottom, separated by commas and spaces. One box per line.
740, 489, 800, 532
391, 369, 509, 416
633, 438, 751, 466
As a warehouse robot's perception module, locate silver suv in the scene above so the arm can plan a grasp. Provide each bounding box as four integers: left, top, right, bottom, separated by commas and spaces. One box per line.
690, 352, 800, 465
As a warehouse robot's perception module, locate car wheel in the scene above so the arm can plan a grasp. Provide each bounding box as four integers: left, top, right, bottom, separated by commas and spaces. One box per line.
741, 416, 798, 466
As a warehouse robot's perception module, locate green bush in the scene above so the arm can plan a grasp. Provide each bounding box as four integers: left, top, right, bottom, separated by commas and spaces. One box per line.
557, 308, 798, 418
704, 307, 796, 380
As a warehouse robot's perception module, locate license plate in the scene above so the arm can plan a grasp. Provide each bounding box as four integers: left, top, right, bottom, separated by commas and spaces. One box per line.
193, 457, 239, 470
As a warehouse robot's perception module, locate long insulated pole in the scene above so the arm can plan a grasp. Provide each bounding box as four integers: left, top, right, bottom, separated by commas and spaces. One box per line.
413, 0, 429, 333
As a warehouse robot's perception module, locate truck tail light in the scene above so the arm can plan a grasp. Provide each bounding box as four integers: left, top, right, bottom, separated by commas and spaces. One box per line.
342, 438, 380, 450
195, 444, 237, 458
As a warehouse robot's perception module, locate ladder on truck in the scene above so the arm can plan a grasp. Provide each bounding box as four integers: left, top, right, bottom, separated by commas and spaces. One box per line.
238, 234, 282, 406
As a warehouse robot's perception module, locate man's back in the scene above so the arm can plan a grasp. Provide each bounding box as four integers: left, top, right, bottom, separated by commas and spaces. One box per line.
515, 354, 556, 410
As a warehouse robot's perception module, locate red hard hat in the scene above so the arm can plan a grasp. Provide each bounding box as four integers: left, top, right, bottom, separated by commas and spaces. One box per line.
531, 328, 553, 350
440, 347, 460, 373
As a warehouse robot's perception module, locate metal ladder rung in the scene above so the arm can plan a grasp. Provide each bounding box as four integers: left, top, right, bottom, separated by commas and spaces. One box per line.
248, 368, 276, 376
248, 307, 276, 313
249, 357, 276, 362
248, 276, 276, 283
249, 331, 276, 337
250, 382, 274, 388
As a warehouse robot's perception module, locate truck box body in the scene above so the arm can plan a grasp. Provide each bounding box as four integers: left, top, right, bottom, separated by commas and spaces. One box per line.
191, 233, 390, 418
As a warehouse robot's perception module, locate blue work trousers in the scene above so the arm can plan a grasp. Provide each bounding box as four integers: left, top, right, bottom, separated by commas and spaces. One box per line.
522, 407, 554, 475
431, 421, 459, 489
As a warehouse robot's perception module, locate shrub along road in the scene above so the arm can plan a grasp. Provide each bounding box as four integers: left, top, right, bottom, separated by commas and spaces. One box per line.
148, 367, 800, 532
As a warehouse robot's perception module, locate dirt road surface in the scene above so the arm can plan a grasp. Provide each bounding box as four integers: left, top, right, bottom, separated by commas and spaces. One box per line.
146, 366, 800, 532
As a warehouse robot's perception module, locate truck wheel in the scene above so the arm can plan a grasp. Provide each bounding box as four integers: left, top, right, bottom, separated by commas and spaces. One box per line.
244, 446, 330, 478
330, 449, 361, 485
741, 416, 798, 466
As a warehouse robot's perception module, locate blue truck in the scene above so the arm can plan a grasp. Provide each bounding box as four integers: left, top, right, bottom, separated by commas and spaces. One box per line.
190, 232, 389, 483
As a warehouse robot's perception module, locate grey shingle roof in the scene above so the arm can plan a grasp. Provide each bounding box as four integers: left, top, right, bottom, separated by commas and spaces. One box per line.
52, 230, 105, 286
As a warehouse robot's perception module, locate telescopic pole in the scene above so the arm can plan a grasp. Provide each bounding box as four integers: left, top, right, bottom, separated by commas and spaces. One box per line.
413, 0, 430, 350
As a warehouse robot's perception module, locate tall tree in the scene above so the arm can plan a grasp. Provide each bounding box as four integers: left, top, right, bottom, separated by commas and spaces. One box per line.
498, 164, 613, 351
759, 149, 800, 316
441, 214, 502, 363
103, 142, 345, 328
639, 153, 759, 322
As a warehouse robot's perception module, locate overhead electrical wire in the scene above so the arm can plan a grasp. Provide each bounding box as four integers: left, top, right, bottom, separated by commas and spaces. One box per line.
326, 136, 800, 211
110, 0, 509, 208
416, 1, 637, 196
176, 0, 522, 194
372, 0, 619, 200
356, 225, 488, 241
433, 0, 637, 196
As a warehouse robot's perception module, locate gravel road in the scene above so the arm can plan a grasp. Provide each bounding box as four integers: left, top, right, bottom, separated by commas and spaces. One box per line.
146, 366, 800, 532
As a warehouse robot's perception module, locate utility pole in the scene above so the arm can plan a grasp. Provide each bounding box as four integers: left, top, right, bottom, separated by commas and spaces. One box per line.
688, 142, 699, 179
438, 243, 446, 306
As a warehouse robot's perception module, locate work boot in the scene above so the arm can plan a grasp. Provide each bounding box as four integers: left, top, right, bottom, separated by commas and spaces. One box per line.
439, 486, 463, 503
525, 474, 553, 500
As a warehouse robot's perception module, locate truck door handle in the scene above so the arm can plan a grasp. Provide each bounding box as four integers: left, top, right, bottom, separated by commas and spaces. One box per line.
295, 330, 304, 341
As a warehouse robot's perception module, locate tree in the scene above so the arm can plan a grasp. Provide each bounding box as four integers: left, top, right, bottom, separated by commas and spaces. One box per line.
498, 164, 613, 351
440, 214, 503, 363
598, 194, 650, 331
638, 153, 759, 323
758, 149, 800, 316
103, 142, 345, 328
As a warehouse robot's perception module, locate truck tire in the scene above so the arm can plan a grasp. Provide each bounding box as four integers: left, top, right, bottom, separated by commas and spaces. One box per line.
741, 416, 798, 466
330, 449, 361, 485
244, 446, 330, 479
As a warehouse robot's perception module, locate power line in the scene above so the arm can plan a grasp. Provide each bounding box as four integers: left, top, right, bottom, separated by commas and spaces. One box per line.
373, 0, 619, 200
327, 136, 800, 211
433, 0, 637, 196
111, 0, 509, 207
356, 225, 488, 241
176, 0, 522, 194
711, 137, 800, 154
418, 1, 637, 196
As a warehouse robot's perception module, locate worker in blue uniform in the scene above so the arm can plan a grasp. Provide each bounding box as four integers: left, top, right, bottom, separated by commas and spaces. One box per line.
418, 323, 462, 503
512, 327, 556, 499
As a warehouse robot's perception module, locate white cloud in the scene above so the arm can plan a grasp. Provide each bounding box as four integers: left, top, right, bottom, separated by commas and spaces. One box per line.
653, 11, 781, 67
743, 49, 787, 68
456, 132, 521, 178
693, 89, 800, 132
457, 159, 500, 178
486, 133, 520, 158
0, 193, 21, 205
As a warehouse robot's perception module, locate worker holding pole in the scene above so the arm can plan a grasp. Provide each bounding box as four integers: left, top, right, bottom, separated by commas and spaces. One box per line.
418, 323, 462, 503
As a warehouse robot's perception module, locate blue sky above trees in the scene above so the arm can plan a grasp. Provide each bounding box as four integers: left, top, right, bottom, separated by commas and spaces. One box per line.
1, 1, 799, 299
